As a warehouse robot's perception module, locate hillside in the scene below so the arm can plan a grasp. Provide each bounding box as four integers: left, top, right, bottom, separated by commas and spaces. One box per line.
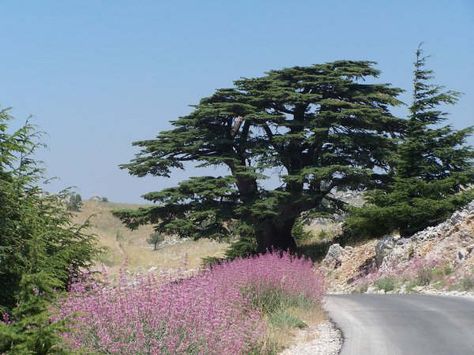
322, 201, 474, 295
72, 200, 229, 273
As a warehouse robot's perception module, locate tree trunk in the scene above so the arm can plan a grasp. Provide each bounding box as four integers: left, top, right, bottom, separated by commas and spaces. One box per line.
255, 218, 297, 253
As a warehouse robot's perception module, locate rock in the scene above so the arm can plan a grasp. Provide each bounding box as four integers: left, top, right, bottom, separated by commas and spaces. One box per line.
366, 286, 385, 294
456, 248, 468, 262
366, 286, 378, 294
344, 246, 354, 253
450, 211, 465, 225
323, 244, 345, 269
396, 238, 407, 245
280, 321, 342, 355
375, 235, 396, 267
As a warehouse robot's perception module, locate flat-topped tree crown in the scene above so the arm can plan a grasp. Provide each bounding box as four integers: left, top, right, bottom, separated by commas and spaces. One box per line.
116, 60, 404, 252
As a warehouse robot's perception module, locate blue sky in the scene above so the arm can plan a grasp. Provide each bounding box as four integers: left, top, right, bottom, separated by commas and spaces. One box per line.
1, 0, 473, 203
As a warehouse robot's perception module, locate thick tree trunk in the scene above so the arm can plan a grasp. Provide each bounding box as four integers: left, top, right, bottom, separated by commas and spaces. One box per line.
255, 218, 297, 253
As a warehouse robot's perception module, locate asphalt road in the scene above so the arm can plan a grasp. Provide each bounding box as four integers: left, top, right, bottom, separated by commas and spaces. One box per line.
325, 294, 474, 355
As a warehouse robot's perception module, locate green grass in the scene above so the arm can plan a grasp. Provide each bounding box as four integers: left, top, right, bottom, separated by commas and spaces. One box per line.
243, 285, 323, 354
269, 311, 307, 329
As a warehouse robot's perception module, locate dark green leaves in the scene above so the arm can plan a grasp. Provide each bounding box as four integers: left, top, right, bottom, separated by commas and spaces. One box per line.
119, 60, 405, 251
0, 110, 97, 354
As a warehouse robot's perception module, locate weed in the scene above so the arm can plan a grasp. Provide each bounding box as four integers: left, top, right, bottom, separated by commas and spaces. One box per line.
374, 277, 396, 292
269, 311, 307, 329
354, 282, 369, 293
416, 267, 434, 286
459, 276, 474, 291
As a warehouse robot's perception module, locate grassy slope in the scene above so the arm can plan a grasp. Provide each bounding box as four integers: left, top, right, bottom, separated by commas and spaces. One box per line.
72, 200, 228, 273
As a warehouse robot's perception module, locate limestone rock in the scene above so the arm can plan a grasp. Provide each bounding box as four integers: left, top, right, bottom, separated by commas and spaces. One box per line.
323, 244, 345, 269
375, 235, 396, 267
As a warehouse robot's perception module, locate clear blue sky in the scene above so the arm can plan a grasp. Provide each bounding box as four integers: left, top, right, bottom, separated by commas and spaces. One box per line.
1, 0, 473, 203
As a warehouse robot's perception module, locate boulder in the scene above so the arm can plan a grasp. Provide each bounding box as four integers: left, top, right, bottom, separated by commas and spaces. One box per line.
456, 248, 468, 263
323, 244, 345, 269
375, 235, 396, 267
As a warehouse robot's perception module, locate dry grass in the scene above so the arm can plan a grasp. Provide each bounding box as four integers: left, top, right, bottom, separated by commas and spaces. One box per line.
72, 200, 229, 274
264, 305, 325, 352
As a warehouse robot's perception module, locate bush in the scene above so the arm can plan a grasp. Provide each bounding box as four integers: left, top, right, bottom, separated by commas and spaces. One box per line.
66, 192, 82, 211
374, 277, 396, 292
225, 234, 258, 259
56, 252, 324, 354
147, 231, 164, 250
459, 276, 474, 291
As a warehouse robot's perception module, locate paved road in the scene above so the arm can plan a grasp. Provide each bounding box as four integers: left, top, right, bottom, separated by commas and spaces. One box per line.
325, 294, 474, 355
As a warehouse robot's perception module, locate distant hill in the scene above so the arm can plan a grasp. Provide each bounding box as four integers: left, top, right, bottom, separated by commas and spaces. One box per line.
72, 200, 228, 273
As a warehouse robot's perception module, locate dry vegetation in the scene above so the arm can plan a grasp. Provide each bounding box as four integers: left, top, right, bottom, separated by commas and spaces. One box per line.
72, 200, 229, 273
265, 304, 325, 351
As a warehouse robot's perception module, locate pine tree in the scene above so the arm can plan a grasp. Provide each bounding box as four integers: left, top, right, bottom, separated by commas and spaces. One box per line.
115, 61, 404, 252
345, 46, 474, 239
0, 108, 97, 353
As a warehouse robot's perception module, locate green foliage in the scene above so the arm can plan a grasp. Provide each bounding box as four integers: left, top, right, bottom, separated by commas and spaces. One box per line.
316, 229, 330, 241
346, 45, 474, 240
0, 109, 97, 353
66, 192, 82, 211
296, 240, 332, 262
201, 256, 225, 268
291, 219, 313, 241
116, 61, 404, 252
374, 277, 396, 292
147, 231, 164, 250
225, 235, 258, 259
268, 311, 307, 329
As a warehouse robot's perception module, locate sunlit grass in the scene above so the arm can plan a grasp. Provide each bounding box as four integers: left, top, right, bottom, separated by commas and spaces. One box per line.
72, 200, 229, 273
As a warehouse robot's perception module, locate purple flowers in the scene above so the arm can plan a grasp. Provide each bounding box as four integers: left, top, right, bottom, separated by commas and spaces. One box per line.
56, 252, 325, 354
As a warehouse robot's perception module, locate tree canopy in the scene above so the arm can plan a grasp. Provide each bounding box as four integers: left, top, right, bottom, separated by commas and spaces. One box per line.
116, 60, 405, 252
345, 46, 474, 238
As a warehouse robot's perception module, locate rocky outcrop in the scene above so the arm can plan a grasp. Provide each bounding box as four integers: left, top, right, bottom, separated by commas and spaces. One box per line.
375, 235, 396, 267
322, 244, 346, 268
323, 201, 474, 294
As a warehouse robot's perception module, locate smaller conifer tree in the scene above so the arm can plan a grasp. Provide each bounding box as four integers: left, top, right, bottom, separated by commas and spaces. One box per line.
345, 46, 474, 239
0, 109, 97, 354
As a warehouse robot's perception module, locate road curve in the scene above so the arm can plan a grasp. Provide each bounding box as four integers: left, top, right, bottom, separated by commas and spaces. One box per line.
324, 294, 474, 355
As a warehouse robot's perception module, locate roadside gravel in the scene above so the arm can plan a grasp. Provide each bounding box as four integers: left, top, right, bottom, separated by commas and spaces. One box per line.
280, 320, 342, 355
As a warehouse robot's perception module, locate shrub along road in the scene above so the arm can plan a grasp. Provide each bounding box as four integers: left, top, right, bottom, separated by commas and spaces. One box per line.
325, 294, 474, 355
